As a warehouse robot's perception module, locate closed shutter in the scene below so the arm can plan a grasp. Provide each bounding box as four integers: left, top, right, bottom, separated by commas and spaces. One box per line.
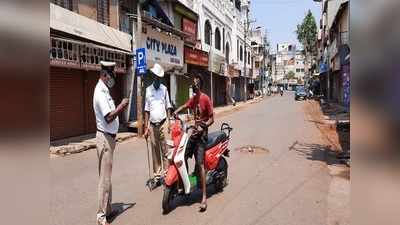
50, 67, 85, 140
213, 75, 226, 107
234, 77, 241, 101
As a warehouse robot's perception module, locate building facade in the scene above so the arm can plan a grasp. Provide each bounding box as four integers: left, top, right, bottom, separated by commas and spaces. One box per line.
295, 51, 306, 80
272, 43, 305, 87
316, 0, 349, 108
50, 0, 132, 140
49, 0, 257, 140
250, 27, 269, 93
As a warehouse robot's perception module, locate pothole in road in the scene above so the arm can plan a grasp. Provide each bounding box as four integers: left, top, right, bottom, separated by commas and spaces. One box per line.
235, 145, 270, 154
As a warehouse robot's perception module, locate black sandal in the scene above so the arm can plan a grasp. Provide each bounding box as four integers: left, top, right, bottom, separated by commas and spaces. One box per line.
199, 202, 207, 212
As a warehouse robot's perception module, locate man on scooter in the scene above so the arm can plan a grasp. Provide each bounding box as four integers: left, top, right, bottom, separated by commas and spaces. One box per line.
173, 75, 214, 212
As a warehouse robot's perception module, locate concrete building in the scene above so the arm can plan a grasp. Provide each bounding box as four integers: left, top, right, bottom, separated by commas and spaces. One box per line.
315, 0, 349, 108
171, 0, 254, 104
49, 0, 132, 140
49, 0, 257, 140
50, 0, 188, 139
250, 27, 269, 93
270, 43, 306, 88
294, 51, 306, 80
275, 43, 296, 83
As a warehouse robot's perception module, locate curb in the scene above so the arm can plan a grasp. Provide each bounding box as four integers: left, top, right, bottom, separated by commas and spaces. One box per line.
50, 133, 137, 157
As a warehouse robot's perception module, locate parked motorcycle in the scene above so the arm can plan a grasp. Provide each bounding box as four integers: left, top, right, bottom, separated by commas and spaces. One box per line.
162, 116, 232, 213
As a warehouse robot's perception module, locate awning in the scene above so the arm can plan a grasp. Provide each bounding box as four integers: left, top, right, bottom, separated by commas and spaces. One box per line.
50, 3, 132, 52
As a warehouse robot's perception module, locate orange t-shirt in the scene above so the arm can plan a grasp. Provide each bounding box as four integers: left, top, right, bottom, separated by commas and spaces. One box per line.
185, 92, 214, 122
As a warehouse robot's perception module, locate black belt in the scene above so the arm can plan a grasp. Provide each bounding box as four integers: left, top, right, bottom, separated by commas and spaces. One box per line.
150, 118, 166, 127
97, 129, 116, 138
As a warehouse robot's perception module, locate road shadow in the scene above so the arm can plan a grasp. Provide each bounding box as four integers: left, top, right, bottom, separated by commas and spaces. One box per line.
290, 141, 345, 166
107, 202, 136, 223
162, 184, 224, 215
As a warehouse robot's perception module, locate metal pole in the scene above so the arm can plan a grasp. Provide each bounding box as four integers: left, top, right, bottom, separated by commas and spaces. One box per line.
126, 27, 134, 123
209, 31, 213, 102
136, 2, 144, 136
261, 34, 266, 96
275, 43, 278, 84
327, 50, 330, 100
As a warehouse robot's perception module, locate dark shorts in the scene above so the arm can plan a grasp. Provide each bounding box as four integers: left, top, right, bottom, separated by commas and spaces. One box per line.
185, 132, 207, 167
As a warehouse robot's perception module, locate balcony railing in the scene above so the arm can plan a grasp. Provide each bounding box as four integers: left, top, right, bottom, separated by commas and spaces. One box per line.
50, 37, 127, 73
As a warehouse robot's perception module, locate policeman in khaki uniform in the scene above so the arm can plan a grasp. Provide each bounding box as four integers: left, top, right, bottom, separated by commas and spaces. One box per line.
143, 63, 173, 178
93, 61, 129, 225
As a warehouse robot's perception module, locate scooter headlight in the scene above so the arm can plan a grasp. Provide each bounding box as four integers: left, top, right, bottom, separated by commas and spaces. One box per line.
166, 139, 174, 147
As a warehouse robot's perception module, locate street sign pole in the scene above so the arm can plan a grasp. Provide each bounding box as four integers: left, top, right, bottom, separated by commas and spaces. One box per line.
136, 48, 147, 75
136, 2, 144, 136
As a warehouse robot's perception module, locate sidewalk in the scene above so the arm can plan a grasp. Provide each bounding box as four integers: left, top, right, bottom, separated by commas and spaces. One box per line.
304, 98, 350, 164
50, 96, 264, 157
319, 99, 350, 126
50, 132, 137, 156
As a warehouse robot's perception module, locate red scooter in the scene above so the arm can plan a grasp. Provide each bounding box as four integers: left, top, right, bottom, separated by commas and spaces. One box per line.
162, 116, 232, 213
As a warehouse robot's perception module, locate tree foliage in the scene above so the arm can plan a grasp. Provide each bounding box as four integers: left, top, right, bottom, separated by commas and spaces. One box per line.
296, 10, 317, 55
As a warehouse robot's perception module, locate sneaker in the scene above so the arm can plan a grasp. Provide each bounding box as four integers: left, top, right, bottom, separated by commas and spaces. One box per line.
97, 218, 109, 225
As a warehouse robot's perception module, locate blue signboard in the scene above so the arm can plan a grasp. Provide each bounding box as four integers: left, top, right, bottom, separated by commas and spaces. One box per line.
319, 63, 328, 73
136, 48, 147, 75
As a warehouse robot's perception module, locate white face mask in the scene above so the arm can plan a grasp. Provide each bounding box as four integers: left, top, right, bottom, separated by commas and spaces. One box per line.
191, 87, 197, 96
106, 76, 115, 88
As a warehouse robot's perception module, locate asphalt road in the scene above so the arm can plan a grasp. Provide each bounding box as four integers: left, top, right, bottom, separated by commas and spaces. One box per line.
51, 92, 331, 225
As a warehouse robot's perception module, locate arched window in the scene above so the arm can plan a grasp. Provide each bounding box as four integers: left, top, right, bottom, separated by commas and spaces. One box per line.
204, 20, 212, 45
215, 28, 221, 50
225, 42, 230, 63
248, 52, 250, 64
240, 45, 243, 61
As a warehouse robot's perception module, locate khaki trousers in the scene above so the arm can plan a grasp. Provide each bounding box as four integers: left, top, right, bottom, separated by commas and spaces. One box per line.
149, 121, 169, 175
96, 131, 116, 224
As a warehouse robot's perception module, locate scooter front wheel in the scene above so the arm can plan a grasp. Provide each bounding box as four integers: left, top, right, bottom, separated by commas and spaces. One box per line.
162, 186, 173, 213
215, 157, 228, 192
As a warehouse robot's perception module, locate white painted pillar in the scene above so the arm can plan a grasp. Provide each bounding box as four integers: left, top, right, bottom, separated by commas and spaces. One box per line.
170, 73, 177, 106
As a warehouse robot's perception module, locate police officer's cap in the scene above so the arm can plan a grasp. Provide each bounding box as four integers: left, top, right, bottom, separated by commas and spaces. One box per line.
100, 61, 116, 76
100, 61, 116, 69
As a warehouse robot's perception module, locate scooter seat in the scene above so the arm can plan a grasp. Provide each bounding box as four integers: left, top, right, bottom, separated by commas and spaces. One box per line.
206, 131, 227, 149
